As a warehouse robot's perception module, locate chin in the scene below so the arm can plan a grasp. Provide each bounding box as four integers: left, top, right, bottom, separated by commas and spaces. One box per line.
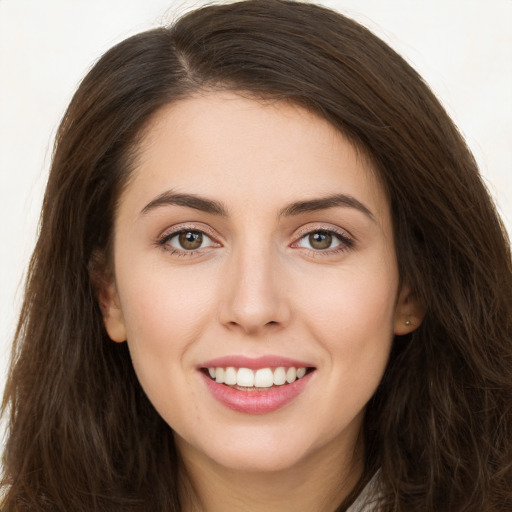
208, 444, 309, 473
176, 425, 316, 474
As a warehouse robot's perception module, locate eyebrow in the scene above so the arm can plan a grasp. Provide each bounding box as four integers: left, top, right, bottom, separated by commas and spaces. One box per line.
140, 191, 228, 216
140, 190, 374, 221
279, 194, 375, 221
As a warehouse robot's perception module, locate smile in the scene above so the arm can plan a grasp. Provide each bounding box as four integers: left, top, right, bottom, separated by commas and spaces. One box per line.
199, 356, 316, 414
207, 366, 308, 389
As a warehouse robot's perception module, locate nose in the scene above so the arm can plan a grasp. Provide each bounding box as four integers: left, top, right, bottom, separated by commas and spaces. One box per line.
218, 245, 291, 335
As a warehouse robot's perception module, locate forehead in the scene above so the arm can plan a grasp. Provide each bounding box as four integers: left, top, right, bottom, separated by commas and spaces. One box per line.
121, 91, 389, 223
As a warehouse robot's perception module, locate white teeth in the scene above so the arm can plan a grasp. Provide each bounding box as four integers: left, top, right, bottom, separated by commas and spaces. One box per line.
224, 367, 237, 385
254, 368, 274, 388
215, 367, 225, 384
273, 367, 286, 385
286, 367, 297, 383
237, 367, 254, 387
208, 366, 309, 388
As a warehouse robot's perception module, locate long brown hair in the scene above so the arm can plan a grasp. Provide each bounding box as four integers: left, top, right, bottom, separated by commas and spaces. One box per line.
2, 1, 511, 510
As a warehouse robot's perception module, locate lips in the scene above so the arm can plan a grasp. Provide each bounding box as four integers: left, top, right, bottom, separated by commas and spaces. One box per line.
199, 355, 315, 414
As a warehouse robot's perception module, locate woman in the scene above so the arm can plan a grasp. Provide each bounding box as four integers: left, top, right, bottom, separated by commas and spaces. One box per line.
2, 1, 511, 510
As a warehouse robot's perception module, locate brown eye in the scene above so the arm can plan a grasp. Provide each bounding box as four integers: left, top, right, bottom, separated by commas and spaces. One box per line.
164, 230, 216, 252
178, 231, 203, 250
294, 229, 350, 253
308, 231, 333, 250
161, 228, 219, 254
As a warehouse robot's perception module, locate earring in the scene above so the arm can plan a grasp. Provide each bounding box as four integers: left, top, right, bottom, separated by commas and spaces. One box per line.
405, 319, 411, 326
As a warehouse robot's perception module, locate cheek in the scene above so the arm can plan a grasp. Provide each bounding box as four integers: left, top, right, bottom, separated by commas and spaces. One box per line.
115, 263, 218, 383
301, 267, 396, 421
120, 260, 214, 330
297, 261, 398, 375
301, 261, 397, 331
114, 266, 222, 429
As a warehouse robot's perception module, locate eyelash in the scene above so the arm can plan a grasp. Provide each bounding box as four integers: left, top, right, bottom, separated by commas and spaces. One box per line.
157, 225, 219, 257
156, 225, 354, 258
291, 227, 354, 257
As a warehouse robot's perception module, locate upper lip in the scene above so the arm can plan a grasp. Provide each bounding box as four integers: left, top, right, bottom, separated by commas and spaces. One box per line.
199, 355, 314, 370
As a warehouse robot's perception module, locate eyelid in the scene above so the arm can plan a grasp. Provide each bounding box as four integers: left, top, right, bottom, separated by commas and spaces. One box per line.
292, 223, 354, 242
157, 223, 222, 252
166, 230, 215, 250
158, 222, 219, 240
290, 224, 355, 253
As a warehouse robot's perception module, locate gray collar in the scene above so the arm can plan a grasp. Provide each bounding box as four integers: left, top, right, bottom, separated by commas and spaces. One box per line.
346, 470, 381, 512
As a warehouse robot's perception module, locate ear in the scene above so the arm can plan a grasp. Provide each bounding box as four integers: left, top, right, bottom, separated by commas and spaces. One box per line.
394, 284, 425, 336
89, 252, 127, 343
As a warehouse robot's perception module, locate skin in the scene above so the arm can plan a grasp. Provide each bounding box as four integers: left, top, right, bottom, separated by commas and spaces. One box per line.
100, 92, 422, 511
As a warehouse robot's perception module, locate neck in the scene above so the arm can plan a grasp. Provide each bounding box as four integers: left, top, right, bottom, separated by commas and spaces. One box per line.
176, 433, 365, 512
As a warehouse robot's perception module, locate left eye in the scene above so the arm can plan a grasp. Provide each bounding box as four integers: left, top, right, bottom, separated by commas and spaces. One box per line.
165, 230, 215, 251
296, 230, 344, 251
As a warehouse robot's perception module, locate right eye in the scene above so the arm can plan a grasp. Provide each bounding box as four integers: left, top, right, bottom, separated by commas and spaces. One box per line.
162, 230, 217, 252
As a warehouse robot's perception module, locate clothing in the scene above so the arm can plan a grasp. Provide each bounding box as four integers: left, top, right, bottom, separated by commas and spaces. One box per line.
346, 470, 381, 512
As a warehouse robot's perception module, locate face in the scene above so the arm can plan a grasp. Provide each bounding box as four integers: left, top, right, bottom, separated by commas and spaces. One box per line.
101, 92, 420, 476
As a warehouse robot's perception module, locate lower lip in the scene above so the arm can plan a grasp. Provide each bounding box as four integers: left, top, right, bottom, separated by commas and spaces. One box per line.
201, 371, 313, 414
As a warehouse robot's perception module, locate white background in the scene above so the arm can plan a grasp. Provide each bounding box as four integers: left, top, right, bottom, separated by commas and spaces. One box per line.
1, 0, 511, 427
